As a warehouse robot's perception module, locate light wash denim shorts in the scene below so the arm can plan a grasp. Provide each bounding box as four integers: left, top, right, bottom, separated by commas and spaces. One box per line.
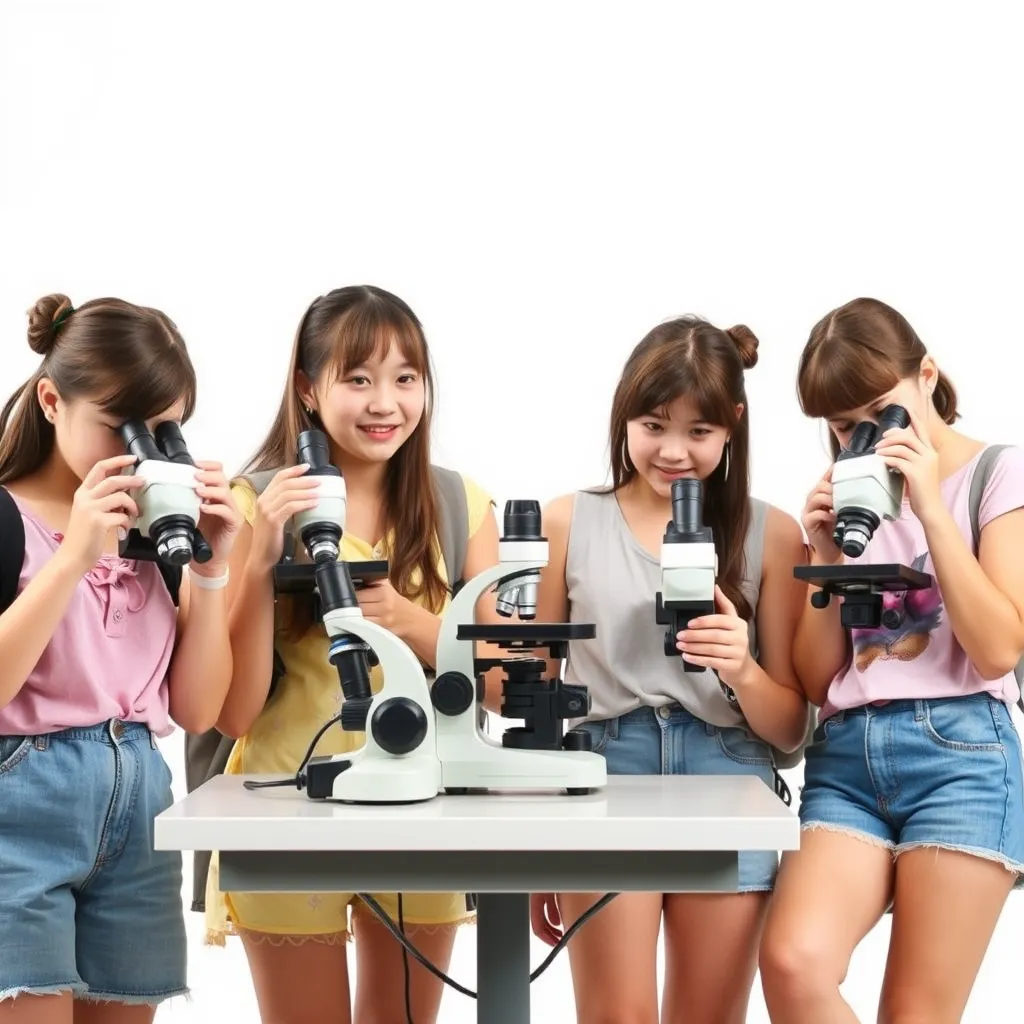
800, 693, 1024, 880
578, 704, 780, 891
0, 720, 187, 1005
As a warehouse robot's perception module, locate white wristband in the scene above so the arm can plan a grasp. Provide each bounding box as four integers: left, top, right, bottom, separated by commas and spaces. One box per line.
190, 568, 230, 590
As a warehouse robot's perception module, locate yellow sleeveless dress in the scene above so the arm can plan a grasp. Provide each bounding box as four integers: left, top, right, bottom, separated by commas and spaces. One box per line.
204, 474, 492, 944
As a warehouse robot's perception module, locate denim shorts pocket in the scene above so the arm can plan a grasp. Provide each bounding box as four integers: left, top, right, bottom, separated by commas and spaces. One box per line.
924, 699, 1004, 752
716, 726, 773, 766
580, 720, 611, 754
0, 736, 31, 776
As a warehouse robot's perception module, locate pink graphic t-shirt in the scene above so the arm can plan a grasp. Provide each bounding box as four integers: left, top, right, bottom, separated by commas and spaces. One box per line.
0, 491, 178, 737
822, 445, 1024, 718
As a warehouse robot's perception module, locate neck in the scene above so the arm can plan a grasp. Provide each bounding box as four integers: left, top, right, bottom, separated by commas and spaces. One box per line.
620, 474, 673, 515
29, 450, 81, 503
331, 447, 389, 499
926, 414, 968, 473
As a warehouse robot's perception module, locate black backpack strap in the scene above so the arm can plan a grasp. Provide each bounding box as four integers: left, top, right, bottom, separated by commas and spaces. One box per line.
0, 486, 26, 615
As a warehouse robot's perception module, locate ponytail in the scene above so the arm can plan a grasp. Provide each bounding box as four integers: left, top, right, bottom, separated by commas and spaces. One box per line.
932, 371, 960, 424
0, 374, 54, 485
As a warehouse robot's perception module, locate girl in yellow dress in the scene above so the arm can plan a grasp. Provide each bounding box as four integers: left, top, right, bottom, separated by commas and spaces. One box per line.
206, 286, 500, 1024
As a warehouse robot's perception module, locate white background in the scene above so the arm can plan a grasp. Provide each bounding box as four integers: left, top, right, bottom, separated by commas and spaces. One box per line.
2, 1, 1023, 1020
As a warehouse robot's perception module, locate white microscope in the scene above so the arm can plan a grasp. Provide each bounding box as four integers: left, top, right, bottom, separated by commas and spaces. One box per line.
794, 404, 933, 629
654, 477, 740, 705
829, 404, 909, 558
284, 430, 443, 805
430, 499, 607, 796
117, 420, 214, 567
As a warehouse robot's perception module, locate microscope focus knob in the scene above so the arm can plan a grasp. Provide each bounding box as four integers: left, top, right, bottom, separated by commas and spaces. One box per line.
431, 671, 475, 716
340, 698, 372, 732
371, 697, 429, 755
562, 727, 593, 752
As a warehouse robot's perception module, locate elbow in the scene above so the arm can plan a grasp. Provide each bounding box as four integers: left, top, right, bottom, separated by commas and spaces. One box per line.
976, 648, 1023, 682
173, 706, 222, 736
215, 703, 256, 741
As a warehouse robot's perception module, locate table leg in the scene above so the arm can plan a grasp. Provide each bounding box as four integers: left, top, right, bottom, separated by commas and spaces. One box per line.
476, 893, 531, 1024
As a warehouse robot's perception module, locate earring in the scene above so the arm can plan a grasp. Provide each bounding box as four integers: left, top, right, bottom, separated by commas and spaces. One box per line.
723, 442, 731, 481
304, 406, 313, 416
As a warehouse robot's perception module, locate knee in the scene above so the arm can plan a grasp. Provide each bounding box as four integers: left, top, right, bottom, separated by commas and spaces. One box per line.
575, 1004, 657, 1024
759, 924, 844, 1002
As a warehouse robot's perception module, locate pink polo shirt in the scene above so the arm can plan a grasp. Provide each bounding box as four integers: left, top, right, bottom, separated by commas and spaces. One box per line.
822, 445, 1024, 718
0, 491, 177, 737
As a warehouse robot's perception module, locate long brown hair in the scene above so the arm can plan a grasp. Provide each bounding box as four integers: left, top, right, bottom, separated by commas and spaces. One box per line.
797, 297, 960, 458
245, 285, 447, 618
606, 315, 759, 621
0, 293, 197, 485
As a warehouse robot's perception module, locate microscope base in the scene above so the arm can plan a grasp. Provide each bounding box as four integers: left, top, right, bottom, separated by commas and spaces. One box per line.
306, 751, 442, 805
439, 746, 607, 796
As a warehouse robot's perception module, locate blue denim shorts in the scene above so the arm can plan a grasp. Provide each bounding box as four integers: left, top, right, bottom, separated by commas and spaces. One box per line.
0, 720, 187, 1005
801, 694, 1024, 880
579, 704, 780, 891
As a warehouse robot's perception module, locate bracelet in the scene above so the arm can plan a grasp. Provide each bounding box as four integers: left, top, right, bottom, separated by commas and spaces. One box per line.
190, 567, 230, 590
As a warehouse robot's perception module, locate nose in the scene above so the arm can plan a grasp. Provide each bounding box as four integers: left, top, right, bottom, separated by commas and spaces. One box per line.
657, 438, 689, 464
366, 384, 397, 414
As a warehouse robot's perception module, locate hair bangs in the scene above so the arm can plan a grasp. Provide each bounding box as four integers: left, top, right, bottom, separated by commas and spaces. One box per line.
630, 344, 740, 429
797, 336, 901, 420
329, 301, 428, 380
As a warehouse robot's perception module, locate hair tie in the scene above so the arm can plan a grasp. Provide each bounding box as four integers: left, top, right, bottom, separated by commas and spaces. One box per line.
53, 305, 76, 332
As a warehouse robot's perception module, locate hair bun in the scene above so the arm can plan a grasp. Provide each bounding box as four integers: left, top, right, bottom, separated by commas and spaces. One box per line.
726, 324, 759, 369
26, 293, 74, 355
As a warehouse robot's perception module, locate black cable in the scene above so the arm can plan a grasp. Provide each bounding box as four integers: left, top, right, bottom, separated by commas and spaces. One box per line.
242, 713, 343, 791
356, 891, 619, 999
399, 893, 413, 1024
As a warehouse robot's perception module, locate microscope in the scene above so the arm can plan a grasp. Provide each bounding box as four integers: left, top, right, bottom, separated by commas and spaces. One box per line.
283, 430, 443, 804
830, 404, 910, 558
653, 477, 742, 704
431, 499, 607, 796
794, 404, 934, 628
117, 420, 213, 567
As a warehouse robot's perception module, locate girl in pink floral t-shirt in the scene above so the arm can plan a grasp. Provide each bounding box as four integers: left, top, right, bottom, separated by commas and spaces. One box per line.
760, 297, 1024, 1024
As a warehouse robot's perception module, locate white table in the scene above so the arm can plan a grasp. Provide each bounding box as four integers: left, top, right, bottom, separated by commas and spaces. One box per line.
156, 774, 798, 1023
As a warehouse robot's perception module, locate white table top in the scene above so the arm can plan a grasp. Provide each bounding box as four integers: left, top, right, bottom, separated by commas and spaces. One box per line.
156, 774, 799, 853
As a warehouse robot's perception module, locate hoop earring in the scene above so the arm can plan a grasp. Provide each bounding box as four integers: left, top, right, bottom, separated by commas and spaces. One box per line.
723, 442, 731, 481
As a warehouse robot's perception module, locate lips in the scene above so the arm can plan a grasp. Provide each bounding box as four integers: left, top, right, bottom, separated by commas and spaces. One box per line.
654, 465, 693, 478
359, 424, 399, 440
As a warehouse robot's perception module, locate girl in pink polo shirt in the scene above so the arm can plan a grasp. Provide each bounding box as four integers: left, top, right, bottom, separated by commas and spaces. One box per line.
760, 297, 1024, 1023
0, 294, 240, 1022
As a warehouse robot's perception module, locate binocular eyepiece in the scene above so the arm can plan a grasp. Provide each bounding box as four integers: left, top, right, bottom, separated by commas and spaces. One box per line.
117, 420, 212, 567
837, 405, 910, 461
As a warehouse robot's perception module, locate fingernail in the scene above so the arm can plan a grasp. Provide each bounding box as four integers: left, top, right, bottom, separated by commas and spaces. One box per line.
117, 527, 127, 540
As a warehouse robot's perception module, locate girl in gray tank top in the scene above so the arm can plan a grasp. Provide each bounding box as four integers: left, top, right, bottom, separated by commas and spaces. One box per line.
530, 315, 810, 1024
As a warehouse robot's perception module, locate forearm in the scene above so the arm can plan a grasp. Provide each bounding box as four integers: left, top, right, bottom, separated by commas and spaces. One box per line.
216, 563, 277, 738
0, 549, 84, 710
923, 506, 1024, 677
731, 665, 809, 752
400, 602, 443, 670
792, 550, 848, 704
168, 579, 233, 733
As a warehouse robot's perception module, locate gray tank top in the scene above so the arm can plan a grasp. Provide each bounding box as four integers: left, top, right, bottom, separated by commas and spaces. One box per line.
564, 489, 768, 730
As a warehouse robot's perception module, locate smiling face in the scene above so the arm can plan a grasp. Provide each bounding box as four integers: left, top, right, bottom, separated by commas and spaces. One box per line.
37, 378, 188, 483
625, 394, 739, 500
299, 338, 426, 467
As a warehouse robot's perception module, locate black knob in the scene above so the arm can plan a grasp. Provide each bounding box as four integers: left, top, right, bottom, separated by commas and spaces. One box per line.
431, 671, 475, 717
503, 500, 542, 541
562, 728, 592, 752
341, 698, 372, 732
371, 697, 429, 755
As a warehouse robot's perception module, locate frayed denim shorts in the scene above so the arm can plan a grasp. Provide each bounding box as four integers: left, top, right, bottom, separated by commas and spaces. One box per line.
800, 693, 1024, 881
0, 720, 187, 1006
579, 704, 780, 892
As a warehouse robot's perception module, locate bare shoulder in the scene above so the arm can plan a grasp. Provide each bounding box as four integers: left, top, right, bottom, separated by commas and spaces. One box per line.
542, 492, 577, 535
762, 503, 808, 567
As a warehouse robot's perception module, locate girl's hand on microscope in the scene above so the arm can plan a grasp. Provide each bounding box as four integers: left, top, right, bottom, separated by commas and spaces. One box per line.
676, 585, 756, 688
192, 461, 241, 571
61, 454, 143, 572
802, 465, 842, 565
250, 465, 322, 570
875, 405, 941, 522
356, 578, 416, 634
530, 893, 563, 947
